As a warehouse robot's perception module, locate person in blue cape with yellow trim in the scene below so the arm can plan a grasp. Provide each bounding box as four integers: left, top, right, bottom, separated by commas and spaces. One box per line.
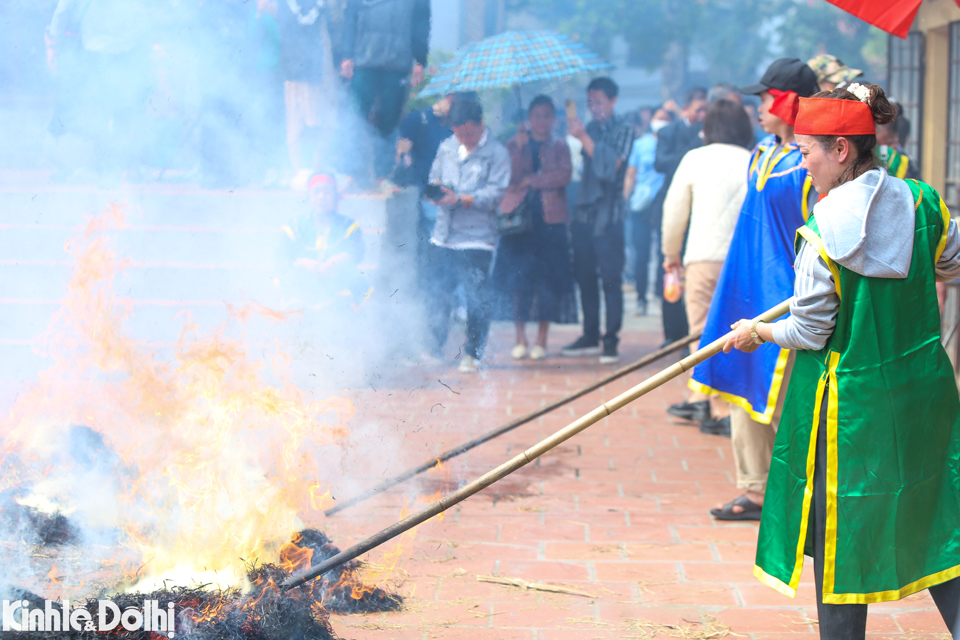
724, 83, 960, 639
686, 59, 819, 520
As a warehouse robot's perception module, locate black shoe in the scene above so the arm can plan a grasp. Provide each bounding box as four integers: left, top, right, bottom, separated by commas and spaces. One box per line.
667, 400, 710, 422
599, 342, 620, 364
635, 299, 647, 316
560, 336, 602, 357
699, 416, 731, 437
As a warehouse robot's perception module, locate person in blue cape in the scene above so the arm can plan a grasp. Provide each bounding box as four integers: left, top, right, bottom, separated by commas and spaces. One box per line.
688, 59, 819, 520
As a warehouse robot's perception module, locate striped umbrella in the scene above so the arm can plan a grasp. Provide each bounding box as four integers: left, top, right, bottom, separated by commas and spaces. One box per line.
420, 30, 613, 97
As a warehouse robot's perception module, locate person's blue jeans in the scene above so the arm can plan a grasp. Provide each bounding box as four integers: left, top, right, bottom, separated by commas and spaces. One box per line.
427, 247, 493, 360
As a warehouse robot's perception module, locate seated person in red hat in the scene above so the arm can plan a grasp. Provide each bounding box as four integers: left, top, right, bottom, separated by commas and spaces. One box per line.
279, 173, 368, 308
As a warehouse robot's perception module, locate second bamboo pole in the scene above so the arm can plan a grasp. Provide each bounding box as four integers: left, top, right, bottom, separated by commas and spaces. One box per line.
281, 299, 792, 591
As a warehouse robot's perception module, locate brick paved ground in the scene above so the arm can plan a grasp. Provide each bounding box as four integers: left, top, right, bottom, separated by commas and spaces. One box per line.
318, 306, 950, 640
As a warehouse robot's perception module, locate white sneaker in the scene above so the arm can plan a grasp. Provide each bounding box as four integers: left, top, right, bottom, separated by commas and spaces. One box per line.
529, 345, 546, 360
511, 344, 528, 360
458, 355, 479, 373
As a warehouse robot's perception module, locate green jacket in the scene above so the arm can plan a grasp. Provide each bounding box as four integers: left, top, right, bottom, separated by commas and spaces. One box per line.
877, 146, 911, 180
755, 179, 960, 604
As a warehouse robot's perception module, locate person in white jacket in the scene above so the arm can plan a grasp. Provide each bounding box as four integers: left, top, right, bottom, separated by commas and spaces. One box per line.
661, 99, 755, 435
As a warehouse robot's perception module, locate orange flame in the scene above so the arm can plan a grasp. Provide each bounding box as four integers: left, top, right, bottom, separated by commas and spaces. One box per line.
2, 208, 357, 592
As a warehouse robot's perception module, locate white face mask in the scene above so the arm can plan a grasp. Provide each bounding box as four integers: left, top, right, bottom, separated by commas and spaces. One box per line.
650, 120, 670, 134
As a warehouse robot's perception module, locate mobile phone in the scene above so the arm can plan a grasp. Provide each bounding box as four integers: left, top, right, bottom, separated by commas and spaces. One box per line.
423, 184, 448, 202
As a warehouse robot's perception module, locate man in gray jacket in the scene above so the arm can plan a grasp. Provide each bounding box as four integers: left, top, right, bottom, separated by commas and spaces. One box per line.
427, 94, 511, 373
341, 0, 431, 179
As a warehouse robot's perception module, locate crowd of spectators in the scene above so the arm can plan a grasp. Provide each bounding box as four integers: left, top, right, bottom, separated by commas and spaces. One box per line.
40, 4, 921, 395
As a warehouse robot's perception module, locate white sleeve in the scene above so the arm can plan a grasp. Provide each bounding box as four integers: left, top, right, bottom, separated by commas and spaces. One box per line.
937, 219, 960, 282
770, 241, 839, 351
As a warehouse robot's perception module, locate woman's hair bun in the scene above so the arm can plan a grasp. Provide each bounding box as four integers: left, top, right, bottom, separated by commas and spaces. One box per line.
860, 83, 898, 126
814, 83, 897, 126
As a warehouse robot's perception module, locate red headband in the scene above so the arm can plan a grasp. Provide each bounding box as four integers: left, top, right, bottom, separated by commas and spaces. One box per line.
767, 89, 800, 126
308, 174, 337, 190
794, 97, 876, 136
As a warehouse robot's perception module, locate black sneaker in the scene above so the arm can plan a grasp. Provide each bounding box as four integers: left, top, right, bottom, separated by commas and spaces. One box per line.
599, 342, 620, 364
699, 416, 731, 437
560, 336, 602, 357
667, 400, 711, 422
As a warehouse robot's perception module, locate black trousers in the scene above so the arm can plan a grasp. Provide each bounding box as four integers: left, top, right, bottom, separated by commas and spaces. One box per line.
812, 390, 960, 639
351, 68, 407, 179
630, 213, 653, 302
571, 220, 624, 348
427, 247, 493, 361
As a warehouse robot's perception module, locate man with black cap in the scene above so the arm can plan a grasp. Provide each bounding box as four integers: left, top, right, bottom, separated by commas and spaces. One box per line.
684, 59, 820, 519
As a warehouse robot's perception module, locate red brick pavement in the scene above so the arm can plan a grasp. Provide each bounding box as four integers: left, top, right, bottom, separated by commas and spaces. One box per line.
310, 318, 949, 640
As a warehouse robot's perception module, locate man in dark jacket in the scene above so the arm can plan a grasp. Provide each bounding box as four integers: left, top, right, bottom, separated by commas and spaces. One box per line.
340, 0, 431, 179
652, 86, 708, 345
560, 77, 635, 365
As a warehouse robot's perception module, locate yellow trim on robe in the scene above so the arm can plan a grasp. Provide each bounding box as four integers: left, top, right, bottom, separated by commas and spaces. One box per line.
911, 180, 923, 211
813, 352, 960, 604
824, 564, 960, 604
765, 164, 805, 182
801, 176, 813, 222
936, 196, 951, 264
755, 365, 828, 598
895, 156, 910, 179
345, 221, 361, 238
822, 351, 841, 597
797, 226, 842, 300
754, 564, 797, 598
756, 145, 796, 191
688, 347, 791, 424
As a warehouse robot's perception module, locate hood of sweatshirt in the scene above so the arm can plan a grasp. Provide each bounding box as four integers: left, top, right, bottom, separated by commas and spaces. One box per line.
812, 168, 915, 279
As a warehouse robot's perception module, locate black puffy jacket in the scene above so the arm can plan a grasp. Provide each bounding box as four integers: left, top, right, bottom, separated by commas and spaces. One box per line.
341, 0, 430, 73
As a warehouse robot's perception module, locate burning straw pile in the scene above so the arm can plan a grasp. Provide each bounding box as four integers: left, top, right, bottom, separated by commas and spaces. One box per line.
0, 209, 408, 636
2, 529, 401, 640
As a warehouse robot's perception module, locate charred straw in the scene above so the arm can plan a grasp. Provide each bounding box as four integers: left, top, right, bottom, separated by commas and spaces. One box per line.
0, 529, 400, 640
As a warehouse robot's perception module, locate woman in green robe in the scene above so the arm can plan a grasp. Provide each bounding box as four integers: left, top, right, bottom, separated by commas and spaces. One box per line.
724, 83, 960, 639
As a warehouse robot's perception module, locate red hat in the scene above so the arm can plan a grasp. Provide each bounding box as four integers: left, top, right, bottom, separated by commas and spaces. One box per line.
308, 173, 337, 190
794, 97, 876, 136
767, 89, 801, 126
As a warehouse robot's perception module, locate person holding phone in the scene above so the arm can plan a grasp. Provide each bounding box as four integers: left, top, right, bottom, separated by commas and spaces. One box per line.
425, 94, 511, 373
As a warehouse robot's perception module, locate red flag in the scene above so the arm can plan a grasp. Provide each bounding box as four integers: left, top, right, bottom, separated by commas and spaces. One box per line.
825, 0, 923, 38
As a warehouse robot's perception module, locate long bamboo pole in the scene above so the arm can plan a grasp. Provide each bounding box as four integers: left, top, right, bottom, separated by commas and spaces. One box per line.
324, 332, 701, 517
282, 299, 792, 591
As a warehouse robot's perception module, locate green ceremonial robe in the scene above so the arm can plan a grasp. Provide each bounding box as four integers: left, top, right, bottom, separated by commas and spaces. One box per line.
755, 179, 960, 604
878, 146, 911, 179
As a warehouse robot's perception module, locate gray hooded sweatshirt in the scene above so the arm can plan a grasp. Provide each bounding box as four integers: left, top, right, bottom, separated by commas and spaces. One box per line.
772, 168, 960, 350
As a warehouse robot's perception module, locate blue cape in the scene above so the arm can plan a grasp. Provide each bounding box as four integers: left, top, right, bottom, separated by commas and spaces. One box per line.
690, 135, 812, 423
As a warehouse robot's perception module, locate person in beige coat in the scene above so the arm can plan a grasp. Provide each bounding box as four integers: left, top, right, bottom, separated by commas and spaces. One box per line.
661, 100, 754, 435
